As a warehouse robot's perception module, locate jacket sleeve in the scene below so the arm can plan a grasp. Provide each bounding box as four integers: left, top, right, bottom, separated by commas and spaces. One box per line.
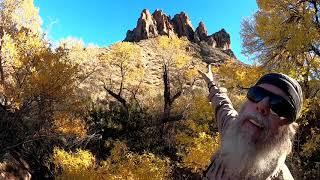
208, 84, 238, 133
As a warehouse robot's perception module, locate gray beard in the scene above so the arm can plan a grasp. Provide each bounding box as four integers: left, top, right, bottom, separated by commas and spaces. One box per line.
220, 111, 294, 179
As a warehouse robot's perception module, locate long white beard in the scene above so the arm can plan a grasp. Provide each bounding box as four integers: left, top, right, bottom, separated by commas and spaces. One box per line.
220, 111, 295, 179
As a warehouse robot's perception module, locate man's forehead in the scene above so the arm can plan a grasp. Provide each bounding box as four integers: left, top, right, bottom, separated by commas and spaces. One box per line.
257, 83, 289, 100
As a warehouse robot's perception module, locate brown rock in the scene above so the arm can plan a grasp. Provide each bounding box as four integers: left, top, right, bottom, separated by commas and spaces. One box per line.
171, 12, 194, 41
212, 28, 231, 50
152, 9, 174, 36
207, 36, 216, 47
124, 9, 234, 58
194, 22, 208, 43
124, 9, 158, 42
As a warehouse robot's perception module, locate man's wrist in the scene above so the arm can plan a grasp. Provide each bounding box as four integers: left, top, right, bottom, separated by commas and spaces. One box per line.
208, 81, 216, 92
207, 81, 215, 87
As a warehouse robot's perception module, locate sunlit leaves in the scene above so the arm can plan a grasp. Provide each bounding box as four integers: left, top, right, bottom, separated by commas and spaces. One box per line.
1, 32, 19, 67
217, 61, 265, 89
0, 0, 42, 34
53, 112, 87, 138
53, 142, 172, 180
99, 42, 145, 93
242, 0, 320, 67
155, 36, 200, 91
100, 141, 171, 180
179, 132, 220, 173
53, 148, 95, 180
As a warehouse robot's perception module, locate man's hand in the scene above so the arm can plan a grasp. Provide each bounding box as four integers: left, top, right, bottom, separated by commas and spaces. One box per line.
198, 64, 215, 85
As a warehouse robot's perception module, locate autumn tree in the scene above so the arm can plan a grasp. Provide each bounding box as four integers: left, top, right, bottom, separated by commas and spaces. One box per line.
0, 0, 42, 106
153, 36, 199, 123
241, 0, 320, 98
53, 141, 172, 180
0, 1, 90, 178
57, 37, 102, 104
98, 42, 145, 119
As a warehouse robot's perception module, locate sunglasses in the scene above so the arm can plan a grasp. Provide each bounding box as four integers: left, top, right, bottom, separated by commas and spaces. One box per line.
246, 86, 295, 122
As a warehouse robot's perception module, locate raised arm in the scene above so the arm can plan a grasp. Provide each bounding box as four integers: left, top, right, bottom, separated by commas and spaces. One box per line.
198, 64, 238, 133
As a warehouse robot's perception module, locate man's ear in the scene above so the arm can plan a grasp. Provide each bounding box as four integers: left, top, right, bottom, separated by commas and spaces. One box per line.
290, 122, 299, 131
288, 122, 299, 139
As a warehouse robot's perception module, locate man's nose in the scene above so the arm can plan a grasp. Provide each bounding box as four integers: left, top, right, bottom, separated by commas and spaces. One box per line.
256, 97, 270, 116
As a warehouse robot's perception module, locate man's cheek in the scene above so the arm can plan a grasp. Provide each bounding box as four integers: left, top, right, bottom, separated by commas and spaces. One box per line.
241, 101, 257, 114
268, 115, 282, 131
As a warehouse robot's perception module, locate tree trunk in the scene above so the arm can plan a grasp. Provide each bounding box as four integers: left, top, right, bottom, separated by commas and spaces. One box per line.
104, 86, 130, 119
163, 63, 171, 122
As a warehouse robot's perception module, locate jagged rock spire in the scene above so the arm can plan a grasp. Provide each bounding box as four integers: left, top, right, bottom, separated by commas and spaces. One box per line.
124, 9, 232, 51
171, 12, 194, 41
194, 21, 208, 43
152, 9, 174, 36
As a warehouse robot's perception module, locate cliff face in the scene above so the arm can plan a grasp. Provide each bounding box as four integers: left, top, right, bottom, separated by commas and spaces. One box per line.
124, 9, 233, 53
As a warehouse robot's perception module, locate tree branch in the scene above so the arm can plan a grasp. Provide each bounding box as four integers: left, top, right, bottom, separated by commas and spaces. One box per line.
170, 91, 182, 105
103, 86, 128, 113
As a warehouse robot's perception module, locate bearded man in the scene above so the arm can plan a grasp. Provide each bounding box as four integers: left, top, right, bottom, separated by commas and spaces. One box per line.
199, 65, 303, 180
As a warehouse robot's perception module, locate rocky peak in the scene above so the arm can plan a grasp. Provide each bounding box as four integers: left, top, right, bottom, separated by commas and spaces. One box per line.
152, 9, 174, 36
124, 9, 233, 54
171, 12, 194, 41
125, 9, 158, 42
194, 22, 208, 43
212, 29, 231, 50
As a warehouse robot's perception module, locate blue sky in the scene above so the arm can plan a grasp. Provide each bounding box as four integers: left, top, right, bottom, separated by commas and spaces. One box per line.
34, 0, 258, 63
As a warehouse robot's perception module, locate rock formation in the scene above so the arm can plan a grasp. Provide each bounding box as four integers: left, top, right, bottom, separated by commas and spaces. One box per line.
194, 22, 208, 43
152, 10, 174, 36
171, 12, 194, 41
124, 9, 233, 57
211, 29, 230, 50
125, 9, 158, 42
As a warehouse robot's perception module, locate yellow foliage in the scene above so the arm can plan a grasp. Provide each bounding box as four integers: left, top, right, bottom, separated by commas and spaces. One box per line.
228, 92, 246, 112
53, 113, 87, 138
156, 36, 192, 68
1, 32, 19, 67
158, 35, 188, 52
98, 141, 171, 180
53, 148, 96, 180
99, 41, 145, 93
217, 61, 265, 89
243, 0, 320, 77
1, 0, 42, 34
155, 35, 201, 97
187, 94, 213, 123
53, 142, 172, 180
178, 132, 220, 173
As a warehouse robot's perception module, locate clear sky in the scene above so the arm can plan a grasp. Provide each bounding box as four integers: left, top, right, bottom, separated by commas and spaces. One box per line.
34, 0, 258, 63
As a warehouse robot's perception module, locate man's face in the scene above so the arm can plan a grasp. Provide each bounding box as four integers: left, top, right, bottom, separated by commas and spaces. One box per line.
220, 83, 297, 177
240, 83, 290, 143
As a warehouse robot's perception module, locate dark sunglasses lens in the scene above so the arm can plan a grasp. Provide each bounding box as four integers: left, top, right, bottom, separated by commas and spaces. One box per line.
270, 99, 295, 122
247, 86, 264, 102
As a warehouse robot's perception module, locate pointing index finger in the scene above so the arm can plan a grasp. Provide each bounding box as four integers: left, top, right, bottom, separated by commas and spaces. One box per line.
208, 64, 212, 73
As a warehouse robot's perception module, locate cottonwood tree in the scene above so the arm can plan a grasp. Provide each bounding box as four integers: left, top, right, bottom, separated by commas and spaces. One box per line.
99, 42, 145, 119
58, 37, 102, 103
0, 1, 88, 177
153, 36, 198, 123
241, 0, 320, 98
0, 0, 42, 106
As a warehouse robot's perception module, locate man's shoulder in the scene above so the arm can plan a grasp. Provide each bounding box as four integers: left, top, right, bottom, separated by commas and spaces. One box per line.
270, 164, 294, 180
